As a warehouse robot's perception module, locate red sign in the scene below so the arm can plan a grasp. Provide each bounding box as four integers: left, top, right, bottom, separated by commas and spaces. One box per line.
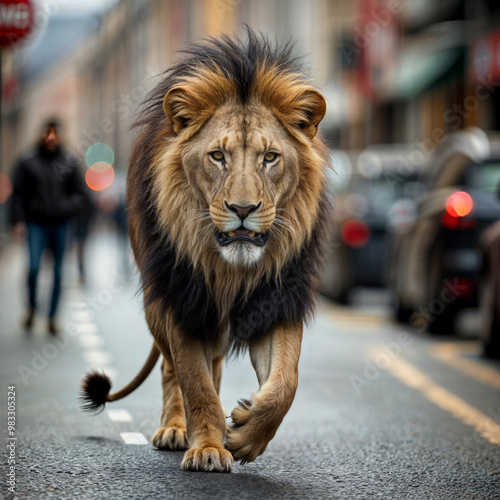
357, 0, 400, 99
470, 30, 500, 84
0, 0, 34, 48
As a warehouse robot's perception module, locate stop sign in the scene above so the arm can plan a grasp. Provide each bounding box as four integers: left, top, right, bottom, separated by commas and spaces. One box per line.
0, 0, 34, 48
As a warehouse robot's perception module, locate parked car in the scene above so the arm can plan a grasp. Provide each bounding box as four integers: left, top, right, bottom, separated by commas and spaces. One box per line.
320, 145, 426, 303
390, 128, 500, 334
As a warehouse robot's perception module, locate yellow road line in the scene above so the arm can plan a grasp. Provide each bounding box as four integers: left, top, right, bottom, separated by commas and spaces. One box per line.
370, 351, 500, 447
327, 313, 388, 326
430, 343, 500, 390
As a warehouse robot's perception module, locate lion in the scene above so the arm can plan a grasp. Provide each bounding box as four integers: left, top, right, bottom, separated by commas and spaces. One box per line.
80, 29, 331, 473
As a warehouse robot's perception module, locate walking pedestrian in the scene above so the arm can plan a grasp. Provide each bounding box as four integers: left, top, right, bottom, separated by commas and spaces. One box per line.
10, 119, 87, 334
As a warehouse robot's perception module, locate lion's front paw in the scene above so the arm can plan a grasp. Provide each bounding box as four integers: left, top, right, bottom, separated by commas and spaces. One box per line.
152, 425, 189, 450
225, 400, 275, 464
181, 446, 233, 472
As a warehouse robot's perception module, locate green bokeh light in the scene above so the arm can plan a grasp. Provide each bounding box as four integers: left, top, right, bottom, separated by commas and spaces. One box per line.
86, 143, 114, 167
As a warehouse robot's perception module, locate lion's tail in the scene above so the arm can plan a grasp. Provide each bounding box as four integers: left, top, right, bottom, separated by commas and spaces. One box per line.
79, 342, 160, 413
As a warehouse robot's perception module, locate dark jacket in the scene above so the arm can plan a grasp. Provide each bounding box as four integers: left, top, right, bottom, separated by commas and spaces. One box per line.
11, 146, 87, 225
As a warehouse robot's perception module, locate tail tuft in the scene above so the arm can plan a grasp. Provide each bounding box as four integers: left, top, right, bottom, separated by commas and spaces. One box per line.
79, 370, 112, 414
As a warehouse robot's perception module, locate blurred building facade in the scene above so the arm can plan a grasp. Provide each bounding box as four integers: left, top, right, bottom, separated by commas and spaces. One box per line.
1, 0, 342, 181
342, 0, 500, 151
1, 0, 500, 231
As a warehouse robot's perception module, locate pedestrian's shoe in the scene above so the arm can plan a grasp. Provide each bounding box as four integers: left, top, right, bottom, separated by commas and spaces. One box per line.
22, 307, 35, 331
48, 318, 62, 336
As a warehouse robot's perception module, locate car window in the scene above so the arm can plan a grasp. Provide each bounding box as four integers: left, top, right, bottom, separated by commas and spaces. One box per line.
464, 161, 500, 195
352, 175, 420, 218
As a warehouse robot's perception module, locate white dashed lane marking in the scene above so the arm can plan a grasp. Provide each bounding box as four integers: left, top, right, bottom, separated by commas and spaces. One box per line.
83, 350, 113, 366
74, 323, 99, 335
107, 409, 134, 422
120, 432, 148, 445
69, 287, 139, 446
72, 310, 95, 322
78, 334, 104, 348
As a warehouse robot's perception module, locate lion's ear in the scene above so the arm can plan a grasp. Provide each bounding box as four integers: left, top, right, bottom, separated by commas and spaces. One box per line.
163, 87, 193, 135
163, 86, 215, 135
296, 89, 326, 139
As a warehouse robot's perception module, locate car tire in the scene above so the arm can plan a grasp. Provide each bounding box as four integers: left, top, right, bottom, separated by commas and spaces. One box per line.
394, 299, 413, 324
483, 319, 500, 359
427, 307, 456, 335
320, 245, 352, 305
425, 243, 455, 335
480, 275, 500, 359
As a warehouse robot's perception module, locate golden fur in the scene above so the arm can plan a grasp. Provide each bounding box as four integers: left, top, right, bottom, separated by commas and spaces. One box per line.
131, 69, 328, 327
82, 31, 330, 473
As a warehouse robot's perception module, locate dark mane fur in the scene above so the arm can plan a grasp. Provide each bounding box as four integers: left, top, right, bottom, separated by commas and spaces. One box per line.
128, 27, 330, 353
228, 198, 330, 353
135, 27, 301, 130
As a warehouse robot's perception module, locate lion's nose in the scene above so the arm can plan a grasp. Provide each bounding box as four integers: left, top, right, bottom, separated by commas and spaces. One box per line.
225, 201, 261, 219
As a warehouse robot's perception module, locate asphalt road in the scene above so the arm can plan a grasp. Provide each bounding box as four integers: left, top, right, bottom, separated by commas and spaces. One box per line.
1, 228, 500, 499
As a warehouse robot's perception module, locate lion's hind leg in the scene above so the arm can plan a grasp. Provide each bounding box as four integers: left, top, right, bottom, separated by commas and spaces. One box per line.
151, 354, 189, 450
145, 305, 188, 451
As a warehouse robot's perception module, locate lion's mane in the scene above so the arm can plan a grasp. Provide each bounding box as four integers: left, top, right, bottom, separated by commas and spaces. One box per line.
127, 29, 331, 353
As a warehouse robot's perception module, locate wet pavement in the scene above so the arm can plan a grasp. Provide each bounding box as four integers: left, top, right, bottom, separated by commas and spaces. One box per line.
1, 228, 499, 499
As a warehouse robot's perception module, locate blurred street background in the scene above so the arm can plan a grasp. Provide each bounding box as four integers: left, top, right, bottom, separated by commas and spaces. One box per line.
1, 0, 500, 498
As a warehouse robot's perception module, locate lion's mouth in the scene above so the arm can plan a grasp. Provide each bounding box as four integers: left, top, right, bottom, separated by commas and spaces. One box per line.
216, 227, 269, 247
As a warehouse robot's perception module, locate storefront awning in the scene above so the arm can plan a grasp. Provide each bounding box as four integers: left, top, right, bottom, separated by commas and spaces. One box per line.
378, 44, 464, 99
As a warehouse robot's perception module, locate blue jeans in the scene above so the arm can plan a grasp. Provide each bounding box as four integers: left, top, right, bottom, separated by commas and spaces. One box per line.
27, 223, 67, 318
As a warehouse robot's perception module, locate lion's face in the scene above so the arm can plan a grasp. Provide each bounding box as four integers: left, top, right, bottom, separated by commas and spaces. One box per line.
181, 102, 299, 266
148, 64, 327, 274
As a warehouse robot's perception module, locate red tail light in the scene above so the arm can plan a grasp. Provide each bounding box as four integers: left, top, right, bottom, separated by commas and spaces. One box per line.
445, 277, 475, 298
441, 212, 477, 229
442, 191, 475, 229
341, 219, 370, 248
442, 212, 460, 228
446, 191, 473, 217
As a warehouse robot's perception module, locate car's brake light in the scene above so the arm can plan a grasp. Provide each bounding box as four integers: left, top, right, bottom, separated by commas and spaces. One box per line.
441, 212, 477, 229
341, 219, 370, 248
445, 277, 475, 297
445, 191, 473, 218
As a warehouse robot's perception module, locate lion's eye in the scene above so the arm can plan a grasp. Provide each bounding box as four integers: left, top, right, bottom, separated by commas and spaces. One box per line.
210, 151, 225, 162
264, 152, 279, 163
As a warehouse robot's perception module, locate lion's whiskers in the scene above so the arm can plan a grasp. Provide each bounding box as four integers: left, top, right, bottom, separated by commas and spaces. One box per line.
273, 215, 294, 234
199, 221, 217, 241
267, 222, 289, 247
185, 216, 213, 232
275, 208, 294, 218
